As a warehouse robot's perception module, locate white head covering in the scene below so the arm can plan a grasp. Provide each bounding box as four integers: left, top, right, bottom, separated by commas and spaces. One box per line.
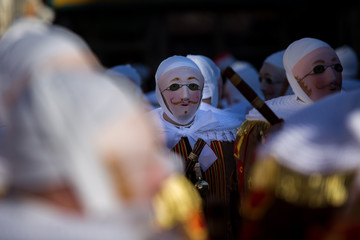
335, 45, 359, 79
106, 64, 142, 87
187, 54, 221, 107
258, 90, 360, 175
283, 37, 331, 104
155, 55, 204, 125
264, 49, 285, 68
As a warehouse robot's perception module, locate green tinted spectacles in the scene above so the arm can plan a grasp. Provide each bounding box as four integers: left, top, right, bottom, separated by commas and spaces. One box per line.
161, 83, 201, 92
299, 63, 343, 81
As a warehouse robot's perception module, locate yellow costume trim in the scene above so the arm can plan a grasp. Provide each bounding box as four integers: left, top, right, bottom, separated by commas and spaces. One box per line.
153, 174, 208, 240
234, 120, 254, 160
242, 158, 357, 221
234, 120, 271, 160
252, 157, 357, 208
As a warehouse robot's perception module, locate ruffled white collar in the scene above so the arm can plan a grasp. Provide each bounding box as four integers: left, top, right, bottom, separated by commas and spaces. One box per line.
246, 94, 310, 121
151, 107, 241, 170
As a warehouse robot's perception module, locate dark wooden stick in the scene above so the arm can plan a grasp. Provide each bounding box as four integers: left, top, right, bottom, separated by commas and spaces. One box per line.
223, 67, 283, 125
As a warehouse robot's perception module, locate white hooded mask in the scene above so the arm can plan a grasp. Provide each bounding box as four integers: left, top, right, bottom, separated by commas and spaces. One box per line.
283, 37, 331, 104
155, 55, 204, 126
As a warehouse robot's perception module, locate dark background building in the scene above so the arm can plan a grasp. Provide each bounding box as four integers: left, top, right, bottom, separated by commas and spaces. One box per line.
48, 0, 360, 91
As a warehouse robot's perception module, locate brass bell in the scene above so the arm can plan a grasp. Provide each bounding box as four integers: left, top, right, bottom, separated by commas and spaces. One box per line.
195, 177, 209, 197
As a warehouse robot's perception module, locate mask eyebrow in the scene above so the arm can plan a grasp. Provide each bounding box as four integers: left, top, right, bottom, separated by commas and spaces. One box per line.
169, 77, 180, 83
187, 76, 199, 81
312, 59, 325, 65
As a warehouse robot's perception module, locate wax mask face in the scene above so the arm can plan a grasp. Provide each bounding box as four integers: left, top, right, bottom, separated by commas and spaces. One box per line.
158, 66, 203, 125
292, 47, 342, 102
259, 62, 287, 100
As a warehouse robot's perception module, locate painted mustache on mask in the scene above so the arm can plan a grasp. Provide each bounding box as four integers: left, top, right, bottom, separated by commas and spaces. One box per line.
317, 81, 342, 90
171, 100, 199, 105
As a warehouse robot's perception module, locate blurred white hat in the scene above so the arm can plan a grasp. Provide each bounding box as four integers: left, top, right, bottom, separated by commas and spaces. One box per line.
335, 45, 358, 79
187, 54, 221, 107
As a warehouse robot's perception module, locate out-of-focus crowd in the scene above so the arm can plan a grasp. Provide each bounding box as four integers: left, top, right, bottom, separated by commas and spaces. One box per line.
1, 1, 360, 240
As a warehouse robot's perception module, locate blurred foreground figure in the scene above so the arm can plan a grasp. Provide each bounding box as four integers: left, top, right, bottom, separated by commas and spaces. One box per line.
239, 89, 360, 240
0, 18, 206, 240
